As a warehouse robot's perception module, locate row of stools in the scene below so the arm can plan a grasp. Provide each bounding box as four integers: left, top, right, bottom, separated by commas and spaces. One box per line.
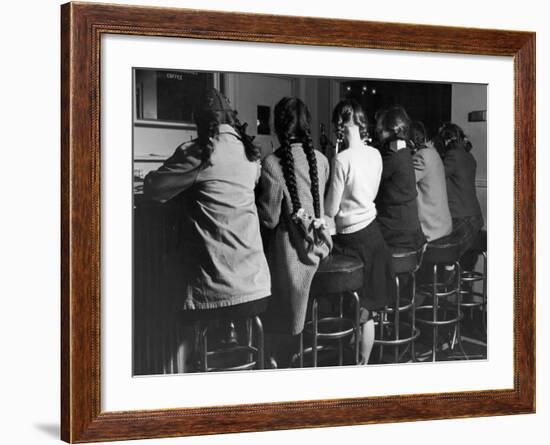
186, 230, 486, 371
376, 230, 487, 364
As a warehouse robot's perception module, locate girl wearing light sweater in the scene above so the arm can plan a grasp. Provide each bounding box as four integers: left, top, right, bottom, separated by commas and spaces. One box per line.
325, 99, 394, 364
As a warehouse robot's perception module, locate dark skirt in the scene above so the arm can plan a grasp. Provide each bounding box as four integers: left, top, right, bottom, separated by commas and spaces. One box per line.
332, 220, 394, 311
378, 218, 427, 251
453, 214, 484, 269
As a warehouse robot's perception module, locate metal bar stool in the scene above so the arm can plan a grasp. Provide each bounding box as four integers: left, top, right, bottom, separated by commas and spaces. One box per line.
416, 235, 468, 362
179, 298, 269, 372
460, 229, 487, 333
375, 245, 425, 364
296, 254, 363, 368
196, 317, 264, 372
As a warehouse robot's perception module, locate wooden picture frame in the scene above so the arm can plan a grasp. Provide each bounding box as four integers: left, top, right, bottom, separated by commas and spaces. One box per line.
61, 2, 536, 442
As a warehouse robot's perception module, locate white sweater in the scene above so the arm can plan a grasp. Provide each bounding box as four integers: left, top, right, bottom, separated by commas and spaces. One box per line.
325, 143, 382, 234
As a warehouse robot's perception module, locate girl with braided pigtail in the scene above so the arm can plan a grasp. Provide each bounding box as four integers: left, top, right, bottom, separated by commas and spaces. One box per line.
257, 97, 332, 367
325, 99, 394, 365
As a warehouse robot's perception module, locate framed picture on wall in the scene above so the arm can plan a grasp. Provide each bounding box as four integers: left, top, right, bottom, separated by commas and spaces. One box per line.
61, 2, 535, 442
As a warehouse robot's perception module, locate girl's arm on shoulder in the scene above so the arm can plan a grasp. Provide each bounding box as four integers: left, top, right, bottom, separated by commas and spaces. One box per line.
413, 150, 427, 182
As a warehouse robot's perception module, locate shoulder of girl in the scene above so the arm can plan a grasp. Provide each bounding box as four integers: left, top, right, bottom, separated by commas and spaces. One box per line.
445, 148, 459, 159
317, 149, 329, 164
369, 145, 382, 158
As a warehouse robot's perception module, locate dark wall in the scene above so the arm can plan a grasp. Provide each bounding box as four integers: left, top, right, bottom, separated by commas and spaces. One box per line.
342, 80, 452, 139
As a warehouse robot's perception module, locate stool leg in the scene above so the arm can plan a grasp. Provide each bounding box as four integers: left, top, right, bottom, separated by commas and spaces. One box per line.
378, 311, 385, 363
199, 323, 208, 372
191, 322, 201, 371
338, 294, 344, 366
411, 271, 417, 363
299, 332, 304, 368
454, 262, 469, 360
352, 291, 361, 365
482, 251, 487, 334
246, 318, 253, 364
312, 298, 319, 367
253, 316, 264, 369
432, 264, 438, 362
351, 292, 366, 365
394, 275, 401, 363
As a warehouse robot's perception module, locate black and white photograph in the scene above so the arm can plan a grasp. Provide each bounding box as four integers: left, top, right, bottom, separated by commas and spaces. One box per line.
132, 68, 488, 375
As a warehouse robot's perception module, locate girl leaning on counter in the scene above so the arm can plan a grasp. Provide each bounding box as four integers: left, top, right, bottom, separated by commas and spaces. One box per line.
143, 89, 271, 355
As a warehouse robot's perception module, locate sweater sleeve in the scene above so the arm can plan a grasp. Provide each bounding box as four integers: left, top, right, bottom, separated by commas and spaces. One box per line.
256, 157, 284, 229
143, 143, 202, 203
324, 156, 346, 218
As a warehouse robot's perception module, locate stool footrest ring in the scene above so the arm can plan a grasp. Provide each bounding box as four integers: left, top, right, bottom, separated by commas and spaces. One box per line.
382, 301, 415, 313
292, 345, 344, 367
417, 288, 459, 299
304, 317, 356, 340
374, 327, 421, 346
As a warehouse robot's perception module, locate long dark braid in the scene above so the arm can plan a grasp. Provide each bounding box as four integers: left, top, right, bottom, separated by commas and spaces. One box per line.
274, 97, 321, 220
233, 115, 261, 162
195, 110, 219, 167
278, 132, 302, 217
303, 130, 321, 219
335, 121, 345, 147
332, 99, 369, 150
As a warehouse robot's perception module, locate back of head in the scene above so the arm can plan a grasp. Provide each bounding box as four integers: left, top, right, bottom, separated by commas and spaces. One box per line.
194, 88, 236, 131
332, 99, 369, 143
376, 105, 412, 149
410, 121, 428, 150
194, 88, 260, 166
438, 122, 472, 153
274, 96, 311, 143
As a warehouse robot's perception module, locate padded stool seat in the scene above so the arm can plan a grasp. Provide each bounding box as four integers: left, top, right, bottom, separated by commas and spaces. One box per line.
310, 254, 364, 296
178, 298, 270, 372
423, 234, 463, 265
178, 297, 270, 322
390, 247, 424, 275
